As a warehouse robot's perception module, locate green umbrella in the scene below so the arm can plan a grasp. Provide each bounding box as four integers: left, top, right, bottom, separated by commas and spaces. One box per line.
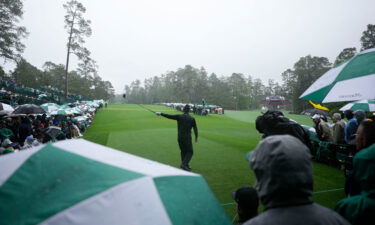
41, 103, 60, 113
300, 48, 375, 103
50, 108, 75, 115
339, 100, 375, 112
0, 139, 231, 225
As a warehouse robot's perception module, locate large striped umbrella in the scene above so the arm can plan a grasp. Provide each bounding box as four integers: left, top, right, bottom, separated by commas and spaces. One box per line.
339, 100, 375, 112
50, 108, 76, 115
70, 107, 83, 114
41, 103, 60, 113
300, 48, 375, 103
0, 140, 230, 225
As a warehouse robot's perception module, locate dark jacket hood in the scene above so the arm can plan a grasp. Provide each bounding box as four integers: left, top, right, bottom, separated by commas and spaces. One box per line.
249, 135, 313, 209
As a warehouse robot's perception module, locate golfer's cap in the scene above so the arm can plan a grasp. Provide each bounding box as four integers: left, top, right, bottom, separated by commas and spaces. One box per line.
231, 186, 259, 208
311, 114, 321, 119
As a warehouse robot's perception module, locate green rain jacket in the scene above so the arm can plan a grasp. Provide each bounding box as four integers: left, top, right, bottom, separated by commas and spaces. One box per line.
335, 144, 375, 225
0, 128, 14, 141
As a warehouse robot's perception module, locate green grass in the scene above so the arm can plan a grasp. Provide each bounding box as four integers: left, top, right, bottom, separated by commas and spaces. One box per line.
84, 105, 345, 220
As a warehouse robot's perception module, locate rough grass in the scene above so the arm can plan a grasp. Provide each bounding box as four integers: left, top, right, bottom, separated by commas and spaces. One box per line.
84, 105, 345, 220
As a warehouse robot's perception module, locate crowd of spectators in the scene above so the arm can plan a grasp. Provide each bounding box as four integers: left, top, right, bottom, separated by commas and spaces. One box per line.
159, 102, 224, 115
0, 77, 103, 156
312, 110, 368, 145
0, 77, 83, 106
0, 110, 97, 155
233, 110, 375, 225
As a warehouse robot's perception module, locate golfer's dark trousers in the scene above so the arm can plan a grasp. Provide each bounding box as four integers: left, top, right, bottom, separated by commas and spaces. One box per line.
178, 138, 193, 167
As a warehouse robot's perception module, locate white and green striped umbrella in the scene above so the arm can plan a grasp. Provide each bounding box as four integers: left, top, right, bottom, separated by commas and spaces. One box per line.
339, 100, 375, 112
70, 107, 83, 114
41, 103, 60, 113
0, 140, 230, 225
73, 116, 85, 122
300, 48, 375, 103
50, 108, 75, 115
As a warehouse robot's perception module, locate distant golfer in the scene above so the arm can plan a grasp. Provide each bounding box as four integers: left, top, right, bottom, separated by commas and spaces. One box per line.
156, 104, 198, 171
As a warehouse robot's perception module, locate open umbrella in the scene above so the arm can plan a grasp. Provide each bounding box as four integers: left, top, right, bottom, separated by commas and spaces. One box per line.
0, 139, 230, 225
13, 104, 46, 114
50, 108, 75, 115
41, 103, 60, 113
339, 100, 375, 112
70, 107, 83, 114
0, 103, 14, 114
300, 48, 375, 103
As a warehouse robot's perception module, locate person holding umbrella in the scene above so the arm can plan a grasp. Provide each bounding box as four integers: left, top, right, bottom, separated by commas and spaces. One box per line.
156, 104, 198, 171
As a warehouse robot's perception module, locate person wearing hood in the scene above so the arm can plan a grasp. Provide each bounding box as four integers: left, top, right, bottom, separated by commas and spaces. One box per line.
244, 135, 349, 225
335, 119, 375, 225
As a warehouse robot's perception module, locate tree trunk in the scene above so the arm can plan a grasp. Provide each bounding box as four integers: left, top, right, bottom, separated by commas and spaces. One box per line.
64, 42, 71, 98
64, 12, 76, 99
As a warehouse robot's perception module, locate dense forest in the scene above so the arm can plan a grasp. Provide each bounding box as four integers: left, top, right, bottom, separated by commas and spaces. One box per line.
123, 24, 375, 112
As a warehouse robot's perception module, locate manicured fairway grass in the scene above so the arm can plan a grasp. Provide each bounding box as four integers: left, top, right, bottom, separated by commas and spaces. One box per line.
84, 104, 345, 220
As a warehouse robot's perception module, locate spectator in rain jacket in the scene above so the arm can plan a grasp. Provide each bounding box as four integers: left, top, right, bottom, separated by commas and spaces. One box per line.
19, 117, 32, 145
335, 120, 375, 224
312, 114, 333, 142
332, 113, 346, 144
335, 119, 375, 225
244, 135, 349, 225
344, 110, 366, 145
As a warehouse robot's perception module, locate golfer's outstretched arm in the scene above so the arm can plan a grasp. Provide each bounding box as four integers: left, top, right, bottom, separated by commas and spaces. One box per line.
160, 113, 179, 120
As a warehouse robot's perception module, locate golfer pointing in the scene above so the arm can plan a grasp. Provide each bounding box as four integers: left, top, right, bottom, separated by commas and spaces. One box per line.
156, 104, 198, 171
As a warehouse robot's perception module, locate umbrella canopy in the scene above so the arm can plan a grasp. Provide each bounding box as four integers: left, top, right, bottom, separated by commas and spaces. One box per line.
0, 139, 230, 225
73, 116, 86, 122
13, 104, 46, 114
300, 48, 375, 103
340, 100, 375, 112
70, 107, 83, 114
50, 108, 76, 115
41, 103, 60, 113
0, 102, 14, 114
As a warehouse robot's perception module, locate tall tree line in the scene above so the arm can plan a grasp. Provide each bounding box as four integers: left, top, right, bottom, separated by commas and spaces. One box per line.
124, 23, 375, 112
0, 0, 114, 100
124, 64, 280, 110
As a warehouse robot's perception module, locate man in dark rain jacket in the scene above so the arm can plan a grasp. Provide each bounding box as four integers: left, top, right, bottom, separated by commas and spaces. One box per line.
156, 104, 198, 171
244, 135, 349, 225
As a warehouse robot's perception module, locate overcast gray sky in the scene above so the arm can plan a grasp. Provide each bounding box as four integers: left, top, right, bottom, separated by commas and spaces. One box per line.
3, 0, 375, 93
